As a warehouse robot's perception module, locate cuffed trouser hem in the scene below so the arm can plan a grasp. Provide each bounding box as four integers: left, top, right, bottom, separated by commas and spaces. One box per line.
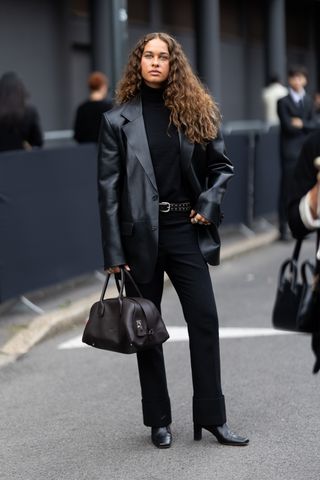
142, 397, 172, 427
192, 395, 226, 425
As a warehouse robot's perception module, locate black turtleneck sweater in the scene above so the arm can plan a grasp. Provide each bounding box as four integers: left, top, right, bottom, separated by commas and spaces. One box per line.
141, 83, 190, 203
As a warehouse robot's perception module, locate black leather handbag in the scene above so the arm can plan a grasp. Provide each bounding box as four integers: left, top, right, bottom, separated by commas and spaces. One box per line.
272, 233, 320, 333
82, 268, 169, 353
272, 239, 303, 332
296, 235, 320, 333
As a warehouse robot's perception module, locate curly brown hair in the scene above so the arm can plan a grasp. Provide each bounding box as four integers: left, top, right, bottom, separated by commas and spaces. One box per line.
116, 32, 221, 144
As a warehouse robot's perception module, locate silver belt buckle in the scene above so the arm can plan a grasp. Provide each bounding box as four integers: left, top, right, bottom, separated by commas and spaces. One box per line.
159, 202, 170, 213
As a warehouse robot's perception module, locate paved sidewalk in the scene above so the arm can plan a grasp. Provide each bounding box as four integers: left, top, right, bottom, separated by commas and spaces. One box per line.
0, 224, 279, 368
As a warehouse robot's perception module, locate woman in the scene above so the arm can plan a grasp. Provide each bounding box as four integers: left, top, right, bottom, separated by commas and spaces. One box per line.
98, 32, 249, 448
74, 71, 113, 143
288, 130, 320, 373
0, 72, 43, 152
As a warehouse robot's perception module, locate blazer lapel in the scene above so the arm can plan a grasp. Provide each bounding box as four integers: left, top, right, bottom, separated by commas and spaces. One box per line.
121, 98, 196, 193
122, 97, 158, 191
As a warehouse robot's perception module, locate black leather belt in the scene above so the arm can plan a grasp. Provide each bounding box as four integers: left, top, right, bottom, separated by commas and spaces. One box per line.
159, 201, 191, 213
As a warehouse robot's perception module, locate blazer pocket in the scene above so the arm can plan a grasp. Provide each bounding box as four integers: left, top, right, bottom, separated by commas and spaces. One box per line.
120, 221, 134, 236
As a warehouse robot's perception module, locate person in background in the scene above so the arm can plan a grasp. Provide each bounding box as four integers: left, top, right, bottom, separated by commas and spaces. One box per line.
287, 130, 320, 374
0, 72, 43, 152
98, 32, 249, 449
74, 71, 113, 143
277, 65, 317, 241
262, 74, 288, 126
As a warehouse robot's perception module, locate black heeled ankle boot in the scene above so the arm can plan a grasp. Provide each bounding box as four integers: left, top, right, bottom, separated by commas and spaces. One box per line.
194, 423, 249, 446
151, 425, 172, 448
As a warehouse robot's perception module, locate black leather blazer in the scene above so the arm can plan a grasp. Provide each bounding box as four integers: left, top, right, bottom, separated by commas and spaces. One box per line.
98, 95, 234, 283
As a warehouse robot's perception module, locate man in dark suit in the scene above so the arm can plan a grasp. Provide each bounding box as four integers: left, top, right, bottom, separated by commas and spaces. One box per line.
277, 65, 317, 240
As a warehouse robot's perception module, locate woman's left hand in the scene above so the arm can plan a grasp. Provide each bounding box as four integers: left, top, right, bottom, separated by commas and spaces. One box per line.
189, 209, 211, 225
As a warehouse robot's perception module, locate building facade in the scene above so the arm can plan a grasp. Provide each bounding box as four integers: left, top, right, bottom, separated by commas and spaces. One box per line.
0, 0, 319, 131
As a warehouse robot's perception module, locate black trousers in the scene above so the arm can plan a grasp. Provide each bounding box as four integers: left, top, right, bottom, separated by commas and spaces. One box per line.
125, 212, 226, 427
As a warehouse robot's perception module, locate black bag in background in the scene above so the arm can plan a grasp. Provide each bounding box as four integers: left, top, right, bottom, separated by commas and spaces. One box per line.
296, 232, 320, 333
82, 268, 169, 353
272, 239, 303, 332
272, 233, 320, 333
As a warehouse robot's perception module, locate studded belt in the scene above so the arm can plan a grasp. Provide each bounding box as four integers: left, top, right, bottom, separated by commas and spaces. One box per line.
159, 201, 191, 213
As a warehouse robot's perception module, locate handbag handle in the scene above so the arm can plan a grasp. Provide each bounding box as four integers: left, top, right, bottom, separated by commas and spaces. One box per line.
99, 267, 144, 315
292, 238, 303, 262
302, 232, 320, 279
121, 268, 144, 298
278, 258, 298, 293
301, 260, 315, 284
315, 230, 320, 273
100, 272, 112, 302
278, 238, 303, 293
110, 269, 144, 298
298, 232, 320, 288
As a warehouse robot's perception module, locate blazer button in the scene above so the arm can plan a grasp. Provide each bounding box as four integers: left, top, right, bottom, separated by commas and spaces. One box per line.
152, 195, 158, 201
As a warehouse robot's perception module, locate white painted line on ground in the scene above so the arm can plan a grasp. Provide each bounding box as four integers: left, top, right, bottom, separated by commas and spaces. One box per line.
58, 326, 296, 350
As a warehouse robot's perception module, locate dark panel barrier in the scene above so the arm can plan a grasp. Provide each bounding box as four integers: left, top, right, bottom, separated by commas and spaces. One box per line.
223, 133, 250, 225
0, 132, 279, 302
254, 129, 281, 217
0, 145, 103, 302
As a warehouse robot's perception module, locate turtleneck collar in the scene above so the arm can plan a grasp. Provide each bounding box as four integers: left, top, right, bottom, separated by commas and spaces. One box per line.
141, 82, 165, 103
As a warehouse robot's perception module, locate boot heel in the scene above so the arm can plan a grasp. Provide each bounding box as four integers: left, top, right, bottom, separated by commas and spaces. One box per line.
194, 424, 202, 441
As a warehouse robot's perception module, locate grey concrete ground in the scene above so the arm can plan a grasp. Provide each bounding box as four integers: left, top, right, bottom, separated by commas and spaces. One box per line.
1, 238, 319, 480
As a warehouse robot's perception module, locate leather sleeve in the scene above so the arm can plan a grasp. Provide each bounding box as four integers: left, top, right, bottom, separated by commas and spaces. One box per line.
194, 130, 234, 225
98, 114, 126, 269
288, 133, 319, 239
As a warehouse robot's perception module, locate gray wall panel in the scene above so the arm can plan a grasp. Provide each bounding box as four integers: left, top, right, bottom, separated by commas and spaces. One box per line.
220, 41, 246, 121
0, 0, 65, 130
254, 130, 281, 217
0, 0, 318, 131
223, 133, 250, 225
246, 44, 265, 120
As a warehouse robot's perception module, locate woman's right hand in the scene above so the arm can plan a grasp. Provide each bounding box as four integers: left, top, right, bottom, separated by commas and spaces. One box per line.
105, 264, 130, 274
